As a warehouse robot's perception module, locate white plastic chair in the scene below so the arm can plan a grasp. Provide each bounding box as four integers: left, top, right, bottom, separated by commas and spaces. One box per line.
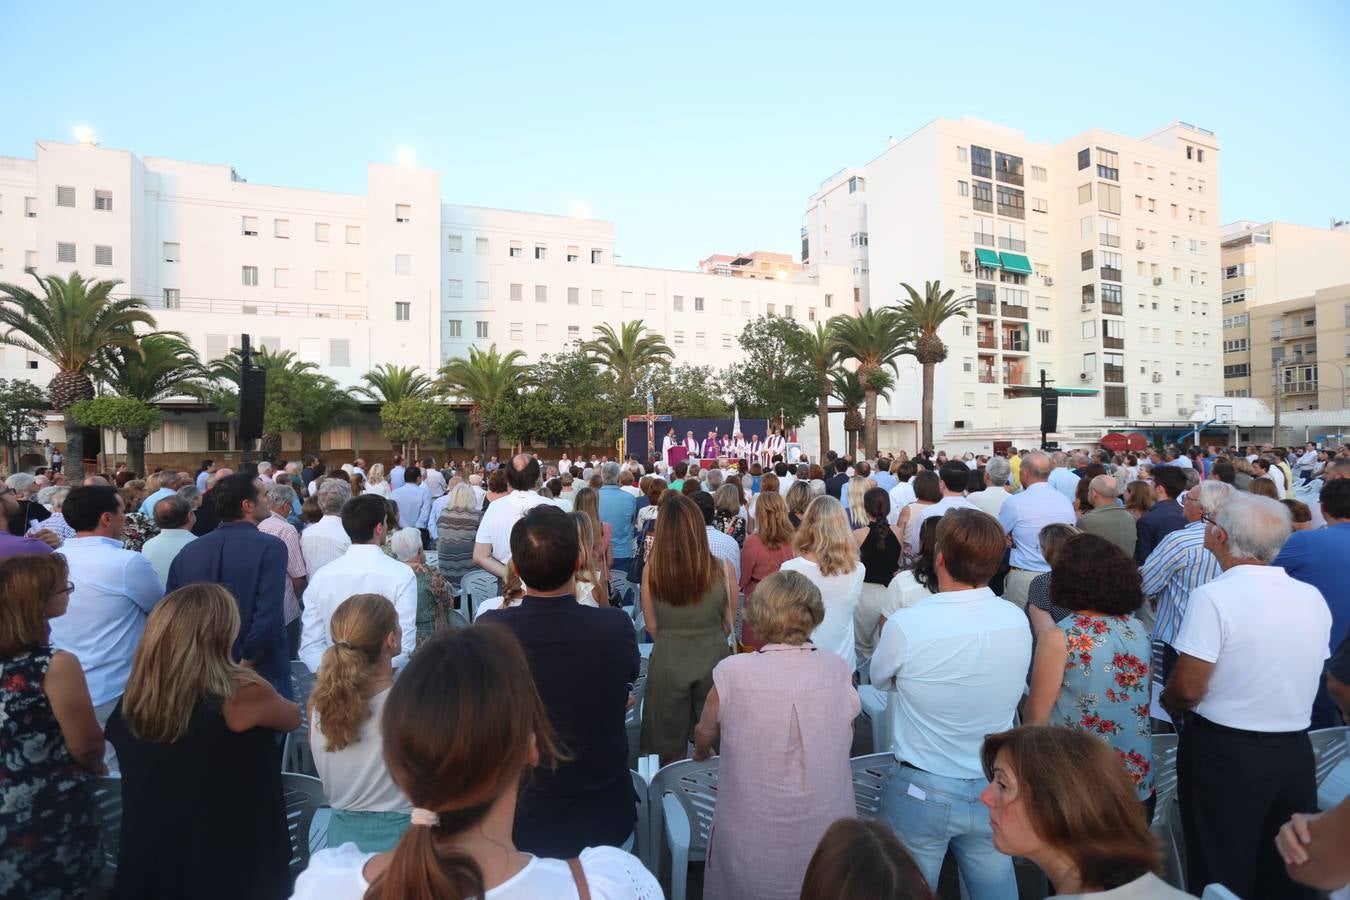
459, 568, 499, 622
1201, 884, 1241, 899
1151, 733, 1185, 889
625, 674, 648, 769
629, 768, 651, 873
1310, 726, 1350, 810
849, 752, 894, 821
649, 757, 720, 900
281, 772, 329, 881
92, 775, 123, 884
857, 685, 895, 755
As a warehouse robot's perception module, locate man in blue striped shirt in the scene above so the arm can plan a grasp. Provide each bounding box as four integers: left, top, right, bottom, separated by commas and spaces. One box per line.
1140, 480, 1233, 681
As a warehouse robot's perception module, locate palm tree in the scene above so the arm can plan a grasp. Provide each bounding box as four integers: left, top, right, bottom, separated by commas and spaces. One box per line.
829, 308, 914, 459
896, 280, 973, 451
95, 334, 210, 475
580, 321, 673, 409
208, 347, 317, 459
436, 344, 529, 458
0, 272, 155, 479
353, 363, 434, 404
830, 368, 894, 457
802, 322, 839, 460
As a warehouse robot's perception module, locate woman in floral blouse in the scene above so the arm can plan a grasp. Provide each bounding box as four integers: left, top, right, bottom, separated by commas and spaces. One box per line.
1025, 532, 1155, 818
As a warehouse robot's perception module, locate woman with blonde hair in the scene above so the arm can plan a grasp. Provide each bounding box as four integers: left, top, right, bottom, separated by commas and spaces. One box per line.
572, 486, 612, 574
640, 492, 735, 763
292, 626, 659, 899
0, 554, 104, 900
844, 475, 870, 530
781, 496, 864, 671
472, 562, 528, 616
1123, 481, 1155, 520
785, 479, 812, 528
568, 511, 608, 607
693, 571, 860, 899
434, 483, 481, 594
364, 463, 391, 498
309, 594, 411, 851
106, 584, 302, 900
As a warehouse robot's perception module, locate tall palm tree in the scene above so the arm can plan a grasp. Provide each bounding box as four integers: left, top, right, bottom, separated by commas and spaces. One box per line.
802, 322, 840, 460
436, 344, 529, 458
829, 308, 913, 459
580, 320, 673, 409
353, 363, 434, 404
830, 368, 894, 457
0, 272, 155, 479
95, 334, 210, 475
897, 280, 973, 451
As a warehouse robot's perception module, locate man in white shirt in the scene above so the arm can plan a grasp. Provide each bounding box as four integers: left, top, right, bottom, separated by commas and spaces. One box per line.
473, 454, 548, 578
886, 461, 918, 525
917, 461, 977, 527
967, 457, 1011, 519
390, 465, 431, 545
51, 485, 165, 718
420, 457, 447, 500
1162, 494, 1331, 900
774, 461, 795, 496
1296, 442, 1318, 484
300, 494, 418, 673
871, 509, 1031, 898
998, 451, 1076, 608
300, 479, 352, 577
388, 455, 406, 490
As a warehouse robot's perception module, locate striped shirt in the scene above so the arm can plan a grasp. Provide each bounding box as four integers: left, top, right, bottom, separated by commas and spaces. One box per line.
1139, 519, 1221, 645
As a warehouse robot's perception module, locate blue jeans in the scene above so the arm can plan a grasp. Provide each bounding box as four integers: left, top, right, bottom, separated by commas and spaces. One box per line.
882, 764, 1018, 900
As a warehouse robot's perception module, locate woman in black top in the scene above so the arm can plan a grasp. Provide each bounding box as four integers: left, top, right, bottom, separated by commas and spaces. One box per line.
853, 487, 903, 585
106, 584, 302, 900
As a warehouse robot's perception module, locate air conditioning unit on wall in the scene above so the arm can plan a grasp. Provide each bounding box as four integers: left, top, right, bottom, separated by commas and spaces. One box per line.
953, 420, 971, 429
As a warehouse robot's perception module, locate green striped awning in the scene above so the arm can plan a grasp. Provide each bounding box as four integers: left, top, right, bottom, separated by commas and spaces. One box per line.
999, 252, 1034, 275
974, 248, 1002, 268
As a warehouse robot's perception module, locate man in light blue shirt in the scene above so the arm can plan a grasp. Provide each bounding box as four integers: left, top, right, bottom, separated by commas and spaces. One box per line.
597, 462, 637, 571
390, 465, 431, 544
871, 509, 1030, 899
138, 470, 183, 518
140, 495, 197, 586
51, 485, 164, 716
195, 460, 214, 493
873, 458, 898, 492
1047, 451, 1081, 501
998, 451, 1076, 608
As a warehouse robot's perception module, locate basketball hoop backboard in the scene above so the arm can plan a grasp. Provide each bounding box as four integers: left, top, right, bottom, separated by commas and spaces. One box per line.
1214, 404, 1234, 424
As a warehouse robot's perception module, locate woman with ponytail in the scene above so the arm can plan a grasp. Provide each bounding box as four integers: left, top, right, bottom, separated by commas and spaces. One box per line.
293, 625, 660, 899
309, 593, 412, 851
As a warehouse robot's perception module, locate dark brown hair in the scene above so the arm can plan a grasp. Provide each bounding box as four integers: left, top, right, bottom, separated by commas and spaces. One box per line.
801, 818, 931, 900
367, 626, 562, 900
0, 554, 68, 656
647, 492, 719, 607
935, 508, 1005, 586
1050, 533, 1142, 615
981, 726, 1161, 890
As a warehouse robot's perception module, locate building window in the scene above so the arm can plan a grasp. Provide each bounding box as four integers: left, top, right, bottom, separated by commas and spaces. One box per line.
957, 180, 969, 197
848, 175, 865, 193
509, 283, 523, 302
346, 226, 361, 244
567, 245, 579, 262
395, 302, 411, 321
695, 332, 706, 349
24, 196, 37, 218
591, 249, 603, 264
163, 242, 180, 263
329, 339, 350, 367
1081, 250, 1094, 271
1077, 148, 1091, 170
694, 296, 705, 311
535, 285, 547, 303
972, 180, 993, 212
394, 254, 411, 276
207, 422, 231, 451
741, 300, 752, 317
242, 266, 258, 286
475, 237, 489, 255
535, 245, 546, 260
673, 330, 685, 346
163, 289, 180, 309
1031, 165, 1048, 182
957, 146, 968, 163
1036, 328, 1051, 343
315, 270, 330, 290
509, 322, 523, 341
346, 272, 361, 292
395, 204, 411, 223
476, 281, 489, 300
274, 267, 290, 288
242, 216, 259, 236
824, 293, 833, 308
448, 319, 462, 337
568, 287, 580, 305
448, 279, 463, 298
646, 292, 658, 309
971, 145, 992, 178
621, 291, 634, 308
448, 234, 462, 252
1096, 148, 1119, 180
1224, 364, 1250, 378
1098, 183, 1122, 215
673, 295, 684, 312
315, 222, 330, 242
1104, 386, 1127, 417
476, 321, 489, 338
1082, 320, 1097, 339
536, 324, 548, 341
56, 185, 75, 207
94, 189, 113, 211
591, 289, 603, 306
91, 244, 111, 266
1032, 197, 1048, 213
1078, 183, 1092, 204
274, 218, 289, 238
996, 152, 1024, 185
567, 325, 580, 341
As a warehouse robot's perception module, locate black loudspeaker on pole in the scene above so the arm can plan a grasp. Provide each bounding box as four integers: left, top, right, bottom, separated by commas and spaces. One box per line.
1039, 369, 1058, 451
237, 335, 265, 443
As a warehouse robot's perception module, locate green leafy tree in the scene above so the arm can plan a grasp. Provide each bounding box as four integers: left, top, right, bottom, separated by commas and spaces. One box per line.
728, 316, 816, 430
94, 334, 209, 474
67, 397, 163, 475
896, 280, 973, 451
801, 322, 840, 458
644, 364, 732, 420
380, 397, 455, 459
829, 368, 894, 456
530, 349, 612, 446
354, 364, 434, 404
830, 308, 914, 458
580, 321, 673, 413
0, 272, 156, 479
208, 347, 317, 458
265, 366, 357, 457
436, 344, 530, 458
0, 379, 48, 473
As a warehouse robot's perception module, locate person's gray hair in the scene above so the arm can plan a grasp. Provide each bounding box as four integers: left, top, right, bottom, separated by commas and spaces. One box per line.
176, 484, 202, 508
153, 495, 192, 529
267, 483, 297, 508
797, 463, 810, 478
389, 526, 423, 562
36, 485, 59, 506
600, 461, 620, 485
808, 479, 826, 496
317, 478, 352, 515
1215, 494, 1291, 563
1182, 467, 1201, 489
706, 468, 724, 491
1196, 480, 1235, 518
447, 482, 478, 511
257, 460, 273, 476
581, 467, 595, 484
1050, 451, 1067, 468
158, 470, 183, 490
985, 457, 1011, 485
1022, 451, 1051, 481
5, 473, 36, 495
1088, 474, 1118, 501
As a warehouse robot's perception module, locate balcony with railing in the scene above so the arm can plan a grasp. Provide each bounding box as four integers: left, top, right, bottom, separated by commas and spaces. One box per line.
1102, 300, 1123, 316
1100, 266, 1122, 282
979, 355, 998, 384
143, 294, 367, 320
973, 196, 993, 213
1102, 327, 1124, 350
974, 230, 995, 247
976, 300, 996, 317
1097, 164, 1119, 181
1002, 365, 1031, 386
1000, 302, 1029, 320
1002, 327, 1029, 353
977, 328, 997, 349
997, 201, 1025, 220
1280, 380, 1318, 394
978, 368, 997, 384
997, 237, 1027, 252
1099, 232, 1120, 248
1103, 364, 1125, 383
972, 162, 992, 179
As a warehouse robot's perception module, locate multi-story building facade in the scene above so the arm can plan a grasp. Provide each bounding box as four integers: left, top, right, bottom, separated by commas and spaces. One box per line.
807, 116, 1223, 452
697, 250, 801, 280
802, 167, 869, 311
0, 137, 851, 459
1219, 220, 1350, 414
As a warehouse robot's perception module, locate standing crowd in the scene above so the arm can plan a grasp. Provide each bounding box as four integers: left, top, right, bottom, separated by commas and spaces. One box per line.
1, 438, 1348, 900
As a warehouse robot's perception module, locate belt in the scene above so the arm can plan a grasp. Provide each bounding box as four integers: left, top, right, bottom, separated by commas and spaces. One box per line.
899, 760, 926, 773
1189, 714, 1308, 740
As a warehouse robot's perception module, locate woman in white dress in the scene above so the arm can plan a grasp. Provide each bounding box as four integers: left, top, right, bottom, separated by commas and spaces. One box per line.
779, 496, 864, 672
364, 464, 391, 498
292, 626, 660, 900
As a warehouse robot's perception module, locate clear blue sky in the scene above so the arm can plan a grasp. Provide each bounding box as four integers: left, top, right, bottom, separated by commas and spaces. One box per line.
3, 1, 1347, 270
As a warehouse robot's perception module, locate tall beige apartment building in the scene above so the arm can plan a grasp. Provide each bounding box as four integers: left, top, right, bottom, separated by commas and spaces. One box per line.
1220, 221, 1350, 434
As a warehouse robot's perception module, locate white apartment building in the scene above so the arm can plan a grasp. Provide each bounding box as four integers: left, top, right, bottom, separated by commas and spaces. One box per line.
806, 116, 1223, 452
802, 167, 869, 310
0, 138, 851, 459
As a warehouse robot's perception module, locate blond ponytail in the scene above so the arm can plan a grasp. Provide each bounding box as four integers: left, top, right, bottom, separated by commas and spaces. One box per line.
311, 593, 398, 752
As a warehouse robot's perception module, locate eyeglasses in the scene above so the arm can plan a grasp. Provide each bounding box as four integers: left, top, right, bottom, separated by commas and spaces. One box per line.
59, 582, 75, 594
